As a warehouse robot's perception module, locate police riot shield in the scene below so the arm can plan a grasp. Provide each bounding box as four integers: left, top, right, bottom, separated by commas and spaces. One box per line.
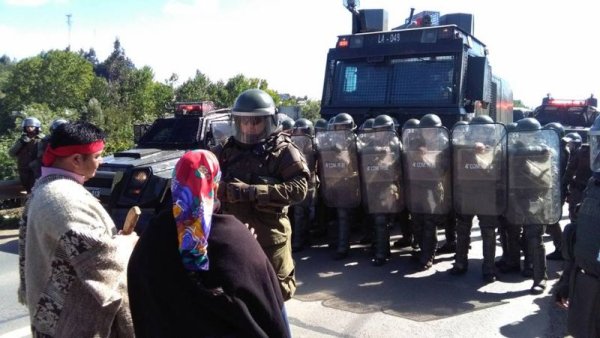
316, 130, 361, 208
506, 129, 561, 225
291, 134, 317, 207
357, 130, 403, 214
402, 127, 451, 214
452, 123, 507, 216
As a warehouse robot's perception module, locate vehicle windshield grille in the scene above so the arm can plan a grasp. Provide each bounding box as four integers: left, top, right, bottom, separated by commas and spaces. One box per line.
138, 119, 199, 146
330, 55, 455, 107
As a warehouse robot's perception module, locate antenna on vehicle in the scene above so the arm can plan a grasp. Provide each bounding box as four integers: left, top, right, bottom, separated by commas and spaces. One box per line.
343, 0, 361, 34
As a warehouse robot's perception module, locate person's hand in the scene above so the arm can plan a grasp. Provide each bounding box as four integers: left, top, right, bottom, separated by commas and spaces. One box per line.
21, 135, 31, 143
226, 179, 257, 203
244, 223, 258, 239
474, 142, 486, 154
114, 231, 139, 249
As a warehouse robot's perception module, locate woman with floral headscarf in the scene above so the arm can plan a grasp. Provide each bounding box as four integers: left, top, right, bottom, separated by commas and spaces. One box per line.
127, 149, 290, 338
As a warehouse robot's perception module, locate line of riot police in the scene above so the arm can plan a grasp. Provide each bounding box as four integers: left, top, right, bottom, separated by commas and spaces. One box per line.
288, 112, 576, 295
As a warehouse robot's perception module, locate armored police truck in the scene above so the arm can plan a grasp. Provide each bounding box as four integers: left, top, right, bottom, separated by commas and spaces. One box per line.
84, 102, 232, 231
320, 2, 513, 127
532, 94, 598, 142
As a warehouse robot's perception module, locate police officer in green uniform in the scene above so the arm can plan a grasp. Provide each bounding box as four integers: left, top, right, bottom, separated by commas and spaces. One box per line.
215, 89, 309, 301
543, 122, 569, 260
9, 117, 44, 193
450, 116, 507, 283
290, 118, 317, 252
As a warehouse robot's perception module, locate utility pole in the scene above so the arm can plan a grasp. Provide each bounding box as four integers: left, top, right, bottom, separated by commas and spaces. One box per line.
66, 14, 72, 50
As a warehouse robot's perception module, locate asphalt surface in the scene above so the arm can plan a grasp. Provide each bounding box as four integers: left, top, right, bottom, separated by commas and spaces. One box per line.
286, 214, 572, 338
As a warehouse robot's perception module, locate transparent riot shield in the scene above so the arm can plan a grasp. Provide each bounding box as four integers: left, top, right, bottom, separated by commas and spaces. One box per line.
291, 134, 317, 207
357, 130, 403, 214
452, 123, 507, 216
316, 129, 361, 208
507, 129, 561, 225
402, 127, 451, 214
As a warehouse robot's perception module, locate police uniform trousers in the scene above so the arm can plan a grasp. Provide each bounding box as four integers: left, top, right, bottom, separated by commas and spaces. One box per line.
455, 214, 498, 274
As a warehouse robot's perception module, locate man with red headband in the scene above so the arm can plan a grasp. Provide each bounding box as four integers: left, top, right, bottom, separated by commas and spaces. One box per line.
18, 121, 138, 337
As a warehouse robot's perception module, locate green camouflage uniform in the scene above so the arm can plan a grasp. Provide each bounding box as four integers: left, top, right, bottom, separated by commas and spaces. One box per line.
216, 132, 309, 300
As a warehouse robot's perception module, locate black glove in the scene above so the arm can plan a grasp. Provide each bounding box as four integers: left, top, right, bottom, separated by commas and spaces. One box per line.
225, 179, 257, 203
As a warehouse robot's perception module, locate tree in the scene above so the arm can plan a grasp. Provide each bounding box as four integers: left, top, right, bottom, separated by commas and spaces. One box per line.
300, 99, 321, 122
175, 70, 211, 102
2, 50, 94, 112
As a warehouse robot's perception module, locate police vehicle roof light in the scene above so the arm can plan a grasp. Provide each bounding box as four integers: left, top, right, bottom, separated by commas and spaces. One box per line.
337, 38, 349, 48
548, 99, 586, 107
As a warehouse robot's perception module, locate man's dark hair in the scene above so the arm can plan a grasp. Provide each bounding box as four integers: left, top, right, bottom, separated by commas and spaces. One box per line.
50, 121, 106, 148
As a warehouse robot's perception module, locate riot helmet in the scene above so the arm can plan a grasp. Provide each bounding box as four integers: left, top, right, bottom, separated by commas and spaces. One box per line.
453, 120, 468, 128
278, 113, 294, 131
419, 113, 442, 128
589, 115, 600, 172
506, 122, 518, 132
470, 115, 494, 124
331, 113, 356, 131
372, 114, 395, 132
563, 132, 582, 145
50, 118, 68, 133
231, 89, 278, 144
359, 118, 375, 132
22, 117, 41, 134
292, 118, 314, 136
314, 118, 328, 133
543, 122, 566, 138
402, 118, 420, 131
515, 117, 541, 131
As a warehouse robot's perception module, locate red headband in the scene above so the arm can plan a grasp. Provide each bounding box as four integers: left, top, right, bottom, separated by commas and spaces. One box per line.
42, 140, 105, 167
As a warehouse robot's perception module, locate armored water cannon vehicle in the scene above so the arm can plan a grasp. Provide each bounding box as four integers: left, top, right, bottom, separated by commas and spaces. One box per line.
533, 94, 598, 142
84, 101, 232, 231
321, 1, 513, 128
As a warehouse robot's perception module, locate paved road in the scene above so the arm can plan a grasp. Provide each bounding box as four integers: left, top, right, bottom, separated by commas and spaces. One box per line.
0, 229, 30, 338
286, 215, 571, 338
0, 214, 572, 338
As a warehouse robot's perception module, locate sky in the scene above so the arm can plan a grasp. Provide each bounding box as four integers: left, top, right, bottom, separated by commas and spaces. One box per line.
1, 0, 599, 108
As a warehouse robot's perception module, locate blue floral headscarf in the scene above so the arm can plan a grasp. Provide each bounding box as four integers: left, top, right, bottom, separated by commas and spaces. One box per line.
171, 149, 221, 271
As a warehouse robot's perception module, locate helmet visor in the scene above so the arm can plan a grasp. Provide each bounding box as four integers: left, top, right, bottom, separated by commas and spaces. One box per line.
232, 115, 276, 144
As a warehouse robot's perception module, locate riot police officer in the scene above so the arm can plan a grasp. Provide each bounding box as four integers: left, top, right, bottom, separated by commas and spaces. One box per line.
290, 118, 317, 252
506, 117, 561, 294
450, 115, 507, 283
544, 122, 569, 260
9, 117, 44, 193
316, 113, 361, 260
278, 113, 295, 132
357, 114, 403, 266
563, 115, 600, 337
562, 132, 589, 222
393, 118, 420, 249
403, 113, 452, 270
31, 118, 67, 179
215, 89, 309, 301
357, 117, 376, 245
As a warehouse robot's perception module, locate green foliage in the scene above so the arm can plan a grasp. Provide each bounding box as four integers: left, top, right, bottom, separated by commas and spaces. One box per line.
3, 50, 94, 111
300, 99, 322, 122
176, 70, 211, 101
0, 132, 19, 180
0, 40, 305, 167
